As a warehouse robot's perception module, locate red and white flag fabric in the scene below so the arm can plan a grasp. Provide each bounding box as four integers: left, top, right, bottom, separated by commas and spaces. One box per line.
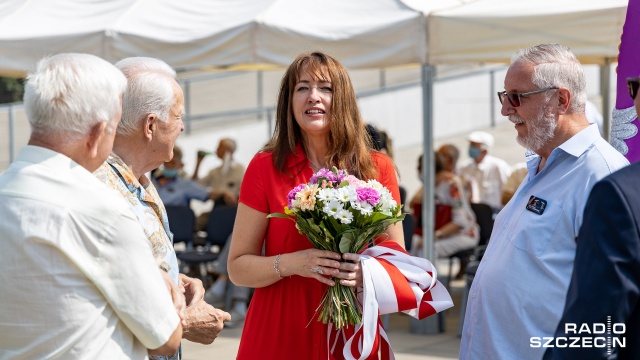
328, 241, 454, 360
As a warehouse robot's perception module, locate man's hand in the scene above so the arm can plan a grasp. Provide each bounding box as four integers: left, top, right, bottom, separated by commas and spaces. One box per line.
222, 191, 238, 206
183, 301, 231, 344
179, 274, 205, 306
160, 270, 186, 326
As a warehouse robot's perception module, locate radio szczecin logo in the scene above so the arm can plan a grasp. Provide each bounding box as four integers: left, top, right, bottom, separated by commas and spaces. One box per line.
530, 317, 625, 354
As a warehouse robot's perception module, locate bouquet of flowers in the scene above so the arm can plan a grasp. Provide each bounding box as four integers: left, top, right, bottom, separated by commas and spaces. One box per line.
268, 167, 404, 329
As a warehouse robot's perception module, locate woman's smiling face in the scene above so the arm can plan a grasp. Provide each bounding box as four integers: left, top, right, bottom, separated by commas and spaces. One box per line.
292, 65, 332, 138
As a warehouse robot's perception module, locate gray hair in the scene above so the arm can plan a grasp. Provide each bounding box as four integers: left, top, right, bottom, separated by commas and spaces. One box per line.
24, 53, 126, 139
114, 57, 178, 136
511, 44, 586, 114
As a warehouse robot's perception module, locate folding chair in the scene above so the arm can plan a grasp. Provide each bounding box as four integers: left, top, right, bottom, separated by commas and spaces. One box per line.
164, 205, 196, 249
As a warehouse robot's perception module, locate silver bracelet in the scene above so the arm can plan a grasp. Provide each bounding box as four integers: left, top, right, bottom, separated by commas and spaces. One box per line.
274, 254, 284, 278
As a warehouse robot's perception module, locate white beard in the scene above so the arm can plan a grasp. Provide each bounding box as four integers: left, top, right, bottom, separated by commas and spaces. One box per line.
221, 152, 232, 176
511, 106, 557, 153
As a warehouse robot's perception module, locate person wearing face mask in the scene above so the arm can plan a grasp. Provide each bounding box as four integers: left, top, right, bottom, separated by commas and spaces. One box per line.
459, 44, 628, 360
153, 146, 213, 207
459, 131, 512, 212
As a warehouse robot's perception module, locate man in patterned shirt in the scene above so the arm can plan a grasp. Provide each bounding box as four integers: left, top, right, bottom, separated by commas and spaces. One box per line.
94, 57, 230, 359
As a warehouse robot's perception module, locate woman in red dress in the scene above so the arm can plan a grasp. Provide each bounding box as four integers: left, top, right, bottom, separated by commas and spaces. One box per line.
228, 52, 404, 359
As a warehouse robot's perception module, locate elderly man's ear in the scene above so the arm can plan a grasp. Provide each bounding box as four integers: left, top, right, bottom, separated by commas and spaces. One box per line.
144, 114, 158, 141
556, 88, 571, 114
87, 121, 108, 158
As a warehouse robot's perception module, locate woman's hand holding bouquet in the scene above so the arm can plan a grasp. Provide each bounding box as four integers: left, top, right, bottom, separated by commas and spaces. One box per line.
268, 167, 404, 329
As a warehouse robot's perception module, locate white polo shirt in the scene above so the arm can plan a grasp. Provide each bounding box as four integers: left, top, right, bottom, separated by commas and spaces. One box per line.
460, 154, 512, 210
0, 146, 179, 359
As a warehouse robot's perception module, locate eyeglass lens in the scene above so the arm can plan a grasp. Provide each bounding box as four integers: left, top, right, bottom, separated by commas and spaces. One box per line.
497, 92, 521, 107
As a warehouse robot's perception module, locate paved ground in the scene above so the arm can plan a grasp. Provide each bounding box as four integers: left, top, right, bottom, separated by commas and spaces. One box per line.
181, 277, 466, 360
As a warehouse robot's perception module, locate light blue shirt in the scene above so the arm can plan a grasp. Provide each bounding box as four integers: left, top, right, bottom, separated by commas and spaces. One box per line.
460, 125, 629, 360
154, 176, 210, 207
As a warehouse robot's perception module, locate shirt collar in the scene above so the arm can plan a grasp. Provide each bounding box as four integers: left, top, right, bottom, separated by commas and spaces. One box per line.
556, 124, 601, 158
106, 152, 150, 192
525, 123, 601, 172
16, 145, 101, 184
17, 145, 79, 170
283, 142, 309, 172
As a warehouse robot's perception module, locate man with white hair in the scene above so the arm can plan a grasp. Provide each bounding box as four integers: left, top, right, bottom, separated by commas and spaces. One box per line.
0, 53, 183, 358
460, 44, 629, 359
459, 130, 511, 211
93, 57, 230, 359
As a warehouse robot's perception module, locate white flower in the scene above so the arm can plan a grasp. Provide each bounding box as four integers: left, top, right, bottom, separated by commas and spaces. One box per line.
322, 200, 343, 217
358, 202, 373, 216
316, 188, 335, 202
335, 186, 357, 203
336, 209, 354, 224
366, 180, 383, 191
290, 198, 300, 210
377, 191, 394, 209
379, 197, 397, 215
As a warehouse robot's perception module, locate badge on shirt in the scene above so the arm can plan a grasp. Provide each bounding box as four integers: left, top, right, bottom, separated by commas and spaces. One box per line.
526, 195, 547, 215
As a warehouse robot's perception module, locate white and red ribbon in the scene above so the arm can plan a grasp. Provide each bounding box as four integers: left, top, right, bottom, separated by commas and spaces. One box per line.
328, 241, 454, 360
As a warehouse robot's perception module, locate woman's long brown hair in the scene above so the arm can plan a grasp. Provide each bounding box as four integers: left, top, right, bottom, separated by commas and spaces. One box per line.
263, 52, 376, 179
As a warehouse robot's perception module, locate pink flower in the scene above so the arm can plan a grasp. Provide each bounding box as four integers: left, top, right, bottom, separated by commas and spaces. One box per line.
343, 175, 361, 186
287, 184, 306, 209
356, 187, 380, 206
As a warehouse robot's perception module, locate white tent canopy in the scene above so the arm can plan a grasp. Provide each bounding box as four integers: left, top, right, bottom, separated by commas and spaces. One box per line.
0, 0, 626, 77
0, 0, 432, 76
427, 0, 626, 65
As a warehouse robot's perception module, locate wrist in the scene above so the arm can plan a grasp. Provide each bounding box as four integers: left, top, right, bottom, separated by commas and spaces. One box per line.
273, 254, 285, 278
435, 230, 443, 239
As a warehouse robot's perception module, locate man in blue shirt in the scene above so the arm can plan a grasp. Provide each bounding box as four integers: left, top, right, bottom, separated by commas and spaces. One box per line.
459, 44, 629, 359
154, 146, 212, 207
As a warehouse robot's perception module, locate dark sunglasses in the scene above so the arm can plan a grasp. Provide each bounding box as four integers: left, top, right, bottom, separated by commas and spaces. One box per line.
497, 86, 559, 107
627, 78, 640, 100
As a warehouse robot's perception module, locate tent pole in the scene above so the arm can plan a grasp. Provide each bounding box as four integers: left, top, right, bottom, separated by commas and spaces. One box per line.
600, 58, 612, 141
410, 64, 441, 335
490, 70, 496, 127
420, 64, 435, 263
257, 71, 263, 121
9, 103, 14, 163
184, 80, 192, 135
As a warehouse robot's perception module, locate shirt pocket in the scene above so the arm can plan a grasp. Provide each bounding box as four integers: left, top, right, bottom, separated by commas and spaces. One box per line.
511, 203, 564, 257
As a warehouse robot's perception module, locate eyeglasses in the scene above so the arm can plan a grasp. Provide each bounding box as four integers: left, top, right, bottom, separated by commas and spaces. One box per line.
627, 78, 640, 100
497, 87, 559, 107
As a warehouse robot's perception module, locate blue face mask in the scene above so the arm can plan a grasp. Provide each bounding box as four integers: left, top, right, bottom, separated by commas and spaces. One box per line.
468, 146, 481, 159
162, 168, 179, 179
